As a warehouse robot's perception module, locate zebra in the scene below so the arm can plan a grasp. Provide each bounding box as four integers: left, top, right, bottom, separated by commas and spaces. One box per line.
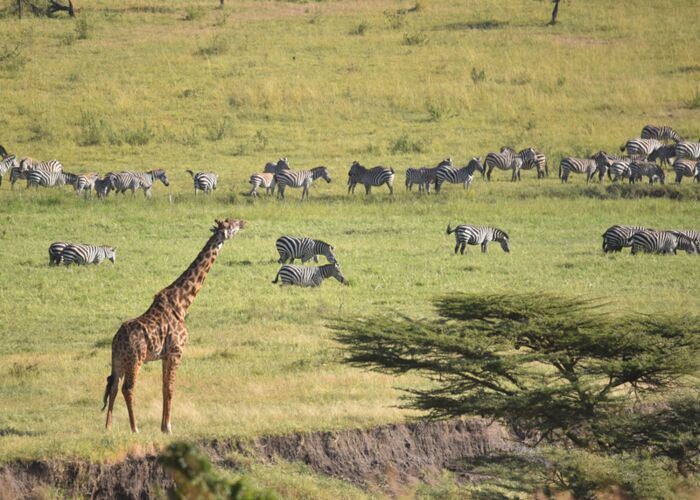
641, 125, 683, 143
94, 176, 114, 199
71, 173, 99, 195
434, 158, 484, 192
248, 172, 276, 197
347, 161, 394, 195
674, 141, 700, 161
272, 263, 347, 287
0, 155, 18, 187
671, 159, 699, 184
647, 144, 677, 168
48, 242, 68, 265
263, 158, 290, 174
518, 149, 548, 179
19, 158, 63, 172
485, 147, 536, 181
601, 225, 651, 253
671, 230, 700, 249
108, 169, 169, 197
446, 223, 510, 254
620, 138, 663, 158
186, 170, 218, 195
629, 161, 665, 184
275, 236, 337, 264
630, 230, 698, 255
275, 166, 331, 200
405, 167, 431, 193
559, 157, 604, 183
26, 170, 76, 188
607, 161, 633, 182
61, 243, 117, 265
423, 158, 454, 188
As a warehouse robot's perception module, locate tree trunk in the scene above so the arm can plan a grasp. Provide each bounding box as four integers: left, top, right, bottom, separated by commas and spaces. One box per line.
548, 0, 560, 26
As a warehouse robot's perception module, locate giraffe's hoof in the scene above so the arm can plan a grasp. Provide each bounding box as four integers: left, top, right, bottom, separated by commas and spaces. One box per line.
131, 427, 140, 434
162, 423, 172, 434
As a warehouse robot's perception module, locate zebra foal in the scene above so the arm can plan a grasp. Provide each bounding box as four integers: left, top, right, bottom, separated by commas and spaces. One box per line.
630, 230, 698, 255
405, 167, 432, 193
248, 172, 276, 197
275, 166, 331, 200
276, 236, 337, 264
61, 243, 117, 265
186, 170, 218, 195
446, 223, 510, 254
272, 263, 347, 287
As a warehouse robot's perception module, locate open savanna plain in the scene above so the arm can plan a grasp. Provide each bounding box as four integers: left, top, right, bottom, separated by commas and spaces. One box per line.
1, 0, 699, 496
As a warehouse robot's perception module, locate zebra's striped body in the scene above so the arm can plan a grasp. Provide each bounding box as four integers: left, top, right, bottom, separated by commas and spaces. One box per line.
272, 263, 346, 287
405, 167, 431, 193
647, 144, 676, 167
559, 157, 599, 183
518, 150, 547, 179
601, 225, 651, 253
446, 223, 510, 254
423, 158, 453, 187
675, 142, 700, 161
608, 161, 633, 182
71, 173, 99, 195
671, 159, 699, 184
0, 155, 18, 187
434, 158, 484, 192
186, 170, 218, 195
275, 236, 337, 264
347, 162, 394, 195
485, 147, 536, 182
61, 244, 117, 265
94, 177, 114, 199
672, 230, 700, 249
641, 125, 683, 143
620, 138, 663, 158
48, 242, 68, 265
19, 158, 63, 172
248, 172, 276, 197
275, 166, 331, 200
26, 170, 75, 188
630, 230, 698, 255
629, 161, 665, 184
108, 169, 170, 197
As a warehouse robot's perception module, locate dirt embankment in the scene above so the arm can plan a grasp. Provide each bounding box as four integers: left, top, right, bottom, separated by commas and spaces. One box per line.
0, 418, 517, 499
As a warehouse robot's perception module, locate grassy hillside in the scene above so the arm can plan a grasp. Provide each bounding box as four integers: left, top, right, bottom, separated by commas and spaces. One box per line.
1, 0, 699, 497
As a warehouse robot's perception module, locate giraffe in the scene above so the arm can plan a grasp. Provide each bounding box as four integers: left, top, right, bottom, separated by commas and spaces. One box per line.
102, 218, 245, 434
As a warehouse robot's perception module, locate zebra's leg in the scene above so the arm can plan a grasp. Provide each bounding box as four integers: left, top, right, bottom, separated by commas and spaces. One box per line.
481, 241, 489, 253
460, 242, 466, 255
313, 255, 319, 263
388, 182, 393, 195
454, 242, 460, 254
364, 184, 371, 195
486, 166, 493, 181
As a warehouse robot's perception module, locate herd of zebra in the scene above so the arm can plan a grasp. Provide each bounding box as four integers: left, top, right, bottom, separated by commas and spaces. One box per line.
602, 225, 699, 255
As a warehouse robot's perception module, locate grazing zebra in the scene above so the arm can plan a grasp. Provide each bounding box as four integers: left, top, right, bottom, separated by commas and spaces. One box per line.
108, 169, 169, 197
94, 176, 114, 199
671, 159, 699, 184
347, 161, 394, 195
559, 157, 601, 183
248, 172, 276, 197
61, 243, 117, 265
675, 141, 700, 161
434, 158, 484, 192
647, 144, 677, 167
48, 242, 68, 265
405, 167, 431, 193
272, 263, 347, 287
275, 236, 337, 264
71, 173, 99, 195
446, 223, 510, 254
263, 158, 290, 174
671, 230, 700, 249
629, 161, 665, 184
641, 125, 683, 143
0, 155, 18, 187
630, 230, 698, 255
485, 147, 536, 181
607, 161, 633, 182
518, 149, 548, 179
601, 225, 651, 253
186, 170, 218, 195
620, 138, 663, 158
275, 166, 331, 200
26, 170, 76, 188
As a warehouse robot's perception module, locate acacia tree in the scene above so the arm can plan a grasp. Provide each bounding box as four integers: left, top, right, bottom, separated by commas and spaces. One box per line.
331, 293, 700, 492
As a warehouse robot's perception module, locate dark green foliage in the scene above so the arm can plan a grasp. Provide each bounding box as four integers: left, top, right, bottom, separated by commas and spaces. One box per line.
159, 442, 276, 500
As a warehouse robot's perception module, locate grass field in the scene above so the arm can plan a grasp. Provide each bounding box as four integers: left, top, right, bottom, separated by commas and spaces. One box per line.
1, 0, 699, 496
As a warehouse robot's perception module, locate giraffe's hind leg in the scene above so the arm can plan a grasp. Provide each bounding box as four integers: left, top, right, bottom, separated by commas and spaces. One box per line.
161, 351, 182, 434
122, 361, 143, 433
104, 371, 121, 430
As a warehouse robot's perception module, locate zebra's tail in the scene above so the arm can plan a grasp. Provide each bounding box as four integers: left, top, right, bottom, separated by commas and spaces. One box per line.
102, 373, 117, 411
272, 270, 281, 284
186, 169, 194, 178
558, 161, 562, 179
446, 222, 455, 235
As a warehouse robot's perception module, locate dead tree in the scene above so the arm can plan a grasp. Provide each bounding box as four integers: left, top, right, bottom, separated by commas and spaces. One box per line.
547, 0, 561, 26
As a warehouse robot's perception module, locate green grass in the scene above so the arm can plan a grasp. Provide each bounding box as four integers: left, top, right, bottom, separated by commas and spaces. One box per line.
0, 0, 699, 495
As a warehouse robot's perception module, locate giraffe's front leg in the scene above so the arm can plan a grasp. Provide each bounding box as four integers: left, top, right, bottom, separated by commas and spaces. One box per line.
161, 350, 182, 434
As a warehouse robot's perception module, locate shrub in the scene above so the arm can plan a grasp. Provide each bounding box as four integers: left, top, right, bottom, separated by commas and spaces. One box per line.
75, 17, 90, 40
403, 31, 428, 46
384, 9, 406, 30
198, 34, 230, 57
183, 6, 205, 21
77, 110, 105, 146
206, 118, 231, 141
349, 21, 369, 36
389, 134, 426, 154
123, 122, 155, 146
470, 67, 486, 84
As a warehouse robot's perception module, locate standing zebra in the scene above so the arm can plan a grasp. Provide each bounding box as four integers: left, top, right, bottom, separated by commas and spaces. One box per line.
607, 161, 633, 182
19, 158, 63, 172
71, 173, 99, 195
674, 141, 700, 161
485, 147, 536, 182
0, 155, 18, 187
48, 242, 68, 265
275, 166, 331, 200
446, 223, 510, 254
518, 149, 548, 179
630, 230, 698, 255
275, 236, 337, 264
108, 169, 170, 198
647, 144, 677, 167
620, 138, 663, 158
61, 243, 117, 265
272, 263, 347, 287
26, 170, 76, 188
601, 225, 651, 253
423, 158, 453, 188
433, 158, 484, 192
248, 172, 276, 197
629, 161, 665, 184
95, 176, 114, 199
559, 157, 605, 183
640, 125, 683, 143
347, 161, 394, 195
671, 159, 699, 184
186, 170, 218, 195
405, 167, 432, 193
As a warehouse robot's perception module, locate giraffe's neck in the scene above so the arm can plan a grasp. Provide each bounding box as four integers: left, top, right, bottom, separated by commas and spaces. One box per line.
165, 234, 223, 311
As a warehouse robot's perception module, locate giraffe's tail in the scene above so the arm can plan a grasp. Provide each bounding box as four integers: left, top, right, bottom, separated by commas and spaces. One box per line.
102, 374, 117, 411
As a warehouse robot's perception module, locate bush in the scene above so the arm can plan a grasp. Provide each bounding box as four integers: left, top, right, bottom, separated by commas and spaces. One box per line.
349, 21, 369, 36
198, 34, 230, 57
403, 31, 428, 46
77, 110, 105, 146
123, 122, 155, 146
390, 134, 427, 154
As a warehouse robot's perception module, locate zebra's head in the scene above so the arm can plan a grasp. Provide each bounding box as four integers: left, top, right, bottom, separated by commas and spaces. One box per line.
496, 230, 510, 253
325, 245, 338, 264
438, 157, 452, 168
211, 218, 245, 242
348, 161, 363, 182
150, 169, 170, 186
106, 247, 117, 264
313, 166, 332, 183
330, 263, 347, 285
276, 158, 290, 171
675, 234, 698, 255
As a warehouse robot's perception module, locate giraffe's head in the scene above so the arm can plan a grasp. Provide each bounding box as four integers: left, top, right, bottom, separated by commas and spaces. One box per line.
211, 218, 245, 243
